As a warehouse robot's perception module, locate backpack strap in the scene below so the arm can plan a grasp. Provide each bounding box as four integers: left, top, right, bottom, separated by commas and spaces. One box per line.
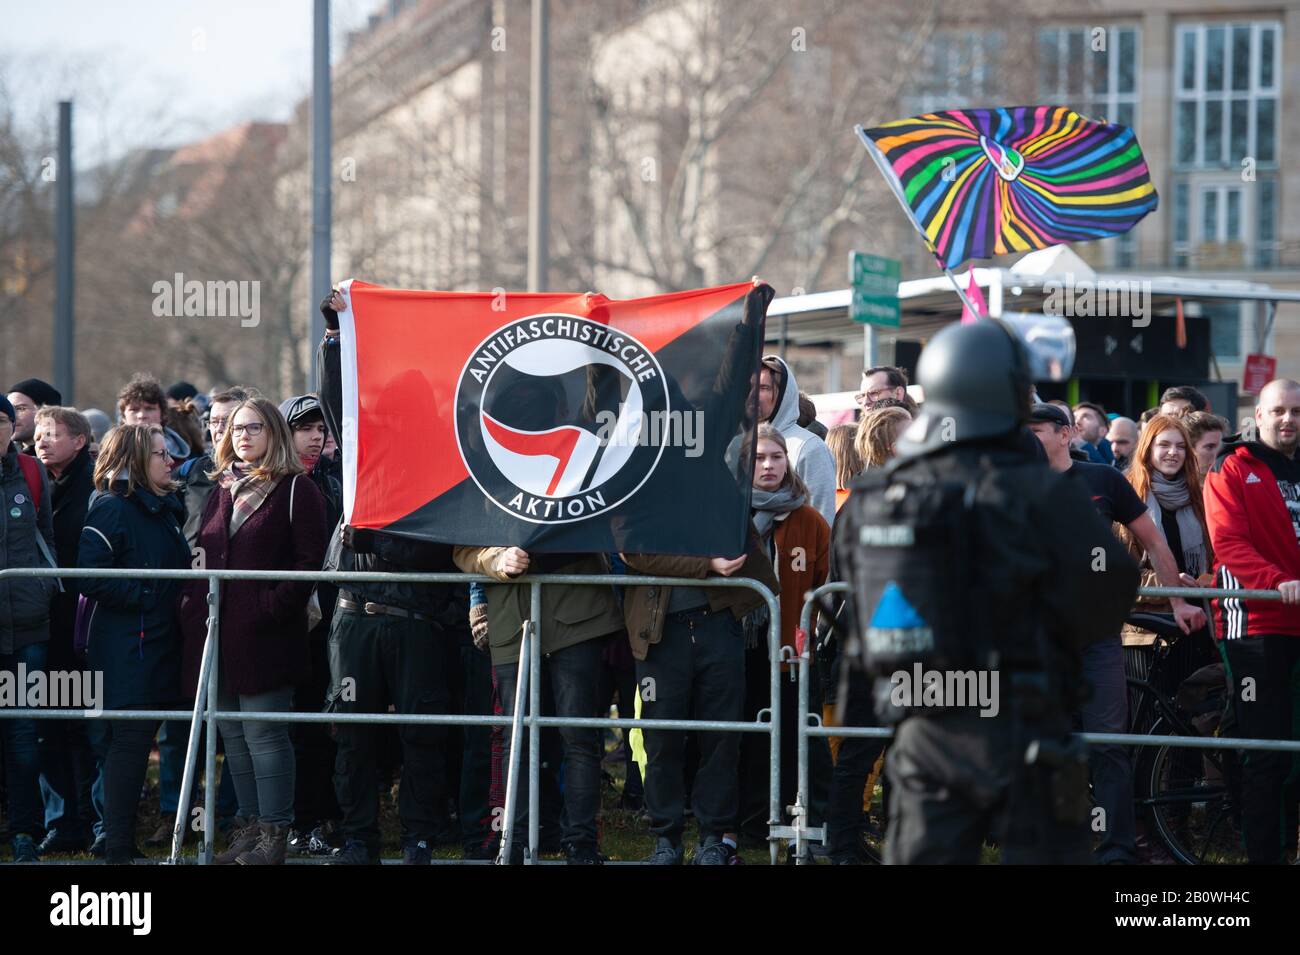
16, 453, 42, 510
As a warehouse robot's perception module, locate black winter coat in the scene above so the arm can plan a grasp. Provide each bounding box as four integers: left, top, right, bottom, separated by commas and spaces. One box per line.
77, 483, 191, 709
0, 445, 57, 654
47, 446, 95, 669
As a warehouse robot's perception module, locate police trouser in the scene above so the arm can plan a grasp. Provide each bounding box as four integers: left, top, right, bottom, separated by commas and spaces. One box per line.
327, 606, 451, 853
884, 709, 1092, 865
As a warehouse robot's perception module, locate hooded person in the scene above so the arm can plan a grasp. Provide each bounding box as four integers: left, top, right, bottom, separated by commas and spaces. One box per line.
7, 378, 62, 453
757, 356, 837, 527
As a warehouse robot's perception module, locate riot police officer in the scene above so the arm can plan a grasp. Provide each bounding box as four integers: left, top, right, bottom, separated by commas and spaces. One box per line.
836, 320, 1139, 864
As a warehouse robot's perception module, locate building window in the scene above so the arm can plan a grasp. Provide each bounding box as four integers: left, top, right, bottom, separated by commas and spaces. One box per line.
1170, 174, 1275, 270
899, 30, 1005, 116
1037, 24, 1141, 268
1037, 25, 1139, 124
1174, 22, 1280, 170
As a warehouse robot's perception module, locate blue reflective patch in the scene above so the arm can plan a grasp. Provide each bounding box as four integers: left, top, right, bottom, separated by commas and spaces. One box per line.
868, 581, 928, 629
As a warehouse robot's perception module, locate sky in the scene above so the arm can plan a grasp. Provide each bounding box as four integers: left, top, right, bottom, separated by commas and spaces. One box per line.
1, 0, 376, 166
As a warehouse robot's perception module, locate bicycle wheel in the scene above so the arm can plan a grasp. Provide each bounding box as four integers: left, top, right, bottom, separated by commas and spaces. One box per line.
1145, 725, 1245, 865
856, 751, 887, 864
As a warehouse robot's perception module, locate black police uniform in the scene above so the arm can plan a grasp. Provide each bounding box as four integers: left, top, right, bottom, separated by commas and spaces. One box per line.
837, 321, 1139, 864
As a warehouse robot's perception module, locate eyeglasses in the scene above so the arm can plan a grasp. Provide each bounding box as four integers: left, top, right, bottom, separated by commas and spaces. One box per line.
151, 449, 172, 460
230, 423, 265, 437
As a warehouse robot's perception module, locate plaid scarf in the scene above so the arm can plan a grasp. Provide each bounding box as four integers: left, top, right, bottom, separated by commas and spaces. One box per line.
220, 463, 282, 539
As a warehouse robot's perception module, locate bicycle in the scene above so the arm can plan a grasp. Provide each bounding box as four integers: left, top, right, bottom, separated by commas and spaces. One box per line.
1124, 612, 1245, 865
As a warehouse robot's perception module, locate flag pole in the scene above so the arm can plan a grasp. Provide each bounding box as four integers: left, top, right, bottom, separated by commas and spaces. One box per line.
855, 124, 982, 319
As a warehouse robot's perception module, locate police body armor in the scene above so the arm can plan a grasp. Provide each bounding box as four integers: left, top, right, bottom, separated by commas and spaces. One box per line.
836, 443, 1083, 728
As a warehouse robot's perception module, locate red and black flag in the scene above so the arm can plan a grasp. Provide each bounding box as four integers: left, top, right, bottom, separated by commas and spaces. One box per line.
335, 279, 771, 556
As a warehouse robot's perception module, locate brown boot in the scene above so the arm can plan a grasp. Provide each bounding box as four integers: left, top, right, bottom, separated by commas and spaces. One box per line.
236, 822, 288, 866
146, 813, 182, 848
214, 816, 259, 865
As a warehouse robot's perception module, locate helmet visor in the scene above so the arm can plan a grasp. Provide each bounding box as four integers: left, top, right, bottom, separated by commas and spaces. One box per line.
999, 312, 1075, 382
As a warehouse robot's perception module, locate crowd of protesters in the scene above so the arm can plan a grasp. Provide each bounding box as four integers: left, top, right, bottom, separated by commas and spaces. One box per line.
1, 332, 1299, 865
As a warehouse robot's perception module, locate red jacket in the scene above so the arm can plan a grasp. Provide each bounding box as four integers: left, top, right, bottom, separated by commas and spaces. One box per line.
1204, 443, 1300, 639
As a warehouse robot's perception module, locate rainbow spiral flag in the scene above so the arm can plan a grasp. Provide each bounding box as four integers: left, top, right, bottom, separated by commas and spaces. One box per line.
858, 105, 1158, 271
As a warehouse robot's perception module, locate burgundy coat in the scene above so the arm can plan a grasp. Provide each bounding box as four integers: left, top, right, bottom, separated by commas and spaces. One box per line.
180, 471, 327, 696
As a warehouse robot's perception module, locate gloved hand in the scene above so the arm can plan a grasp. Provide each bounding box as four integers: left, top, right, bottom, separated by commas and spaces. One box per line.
320, 289, 344, 331
469, 603, 489, 652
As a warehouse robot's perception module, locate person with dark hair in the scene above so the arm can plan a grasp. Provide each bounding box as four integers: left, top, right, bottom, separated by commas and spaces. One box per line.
797, 392, 828, 440
178, 397, 328, 865
757, 356, 837, 526
6, 378, 62, 454
164, 400, 205, 463
1029, 402, 1205, 865
32, 407, 98, 855
855, 366, 919, 415
317, 288, 464, 866
621, 529, 780, 865
0, 395, 58, 862
278, 393, 344, 854
737, 424, 831, 859
1071, 401, 1113, 464
78, 424, 190, 865
1159, 385, 1210, 415
117, 373, 191, 462
165, 381, 199, 408
1183, 410, 1229, 477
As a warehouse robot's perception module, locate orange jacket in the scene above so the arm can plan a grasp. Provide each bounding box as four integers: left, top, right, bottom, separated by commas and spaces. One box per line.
769, 503, 832, 653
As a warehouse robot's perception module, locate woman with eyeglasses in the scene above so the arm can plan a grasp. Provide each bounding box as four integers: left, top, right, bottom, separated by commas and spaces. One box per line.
77, 425, 191, 864
179, 397, 327, 864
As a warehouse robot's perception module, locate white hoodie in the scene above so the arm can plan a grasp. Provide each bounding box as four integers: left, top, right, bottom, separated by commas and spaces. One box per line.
762, 355, 838, 527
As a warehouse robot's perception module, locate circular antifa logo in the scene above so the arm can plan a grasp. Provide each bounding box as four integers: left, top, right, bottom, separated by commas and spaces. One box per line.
454, 314, 671, 524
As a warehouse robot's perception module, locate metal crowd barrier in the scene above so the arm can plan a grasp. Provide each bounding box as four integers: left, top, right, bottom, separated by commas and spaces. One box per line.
789, 580, 1300, 864
0, 566, 782, 865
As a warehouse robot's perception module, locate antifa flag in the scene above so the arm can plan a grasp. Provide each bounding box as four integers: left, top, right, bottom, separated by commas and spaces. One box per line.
336, 279, 772, 556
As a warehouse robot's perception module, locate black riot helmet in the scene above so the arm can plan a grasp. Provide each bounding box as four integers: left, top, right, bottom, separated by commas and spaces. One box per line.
895, 319, 1033, 456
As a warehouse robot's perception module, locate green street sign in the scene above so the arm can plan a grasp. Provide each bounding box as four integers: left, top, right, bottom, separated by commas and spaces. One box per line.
849, 251, 901, 327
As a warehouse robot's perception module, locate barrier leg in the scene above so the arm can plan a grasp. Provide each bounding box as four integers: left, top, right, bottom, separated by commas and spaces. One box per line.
496, 623, 531, 864
769, 594, 782, 866
528, 581, 542, 865
169, 575, 220, 863
203, 576, 220, 865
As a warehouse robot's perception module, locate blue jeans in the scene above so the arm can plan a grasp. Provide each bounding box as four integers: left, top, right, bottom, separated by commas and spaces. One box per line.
1078, 636, 1137, 864
39, 714, 97, 839
1, 642, 49, 837
495, 636, 608, 849
157, 720, 238, 818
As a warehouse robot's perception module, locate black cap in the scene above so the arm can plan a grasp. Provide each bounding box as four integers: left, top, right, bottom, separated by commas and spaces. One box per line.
0, 395, 14, 423
279, 394, 323, 428
8, 378, 62, 407
166, 380, 199, 401
1028, 403, 1072, 429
